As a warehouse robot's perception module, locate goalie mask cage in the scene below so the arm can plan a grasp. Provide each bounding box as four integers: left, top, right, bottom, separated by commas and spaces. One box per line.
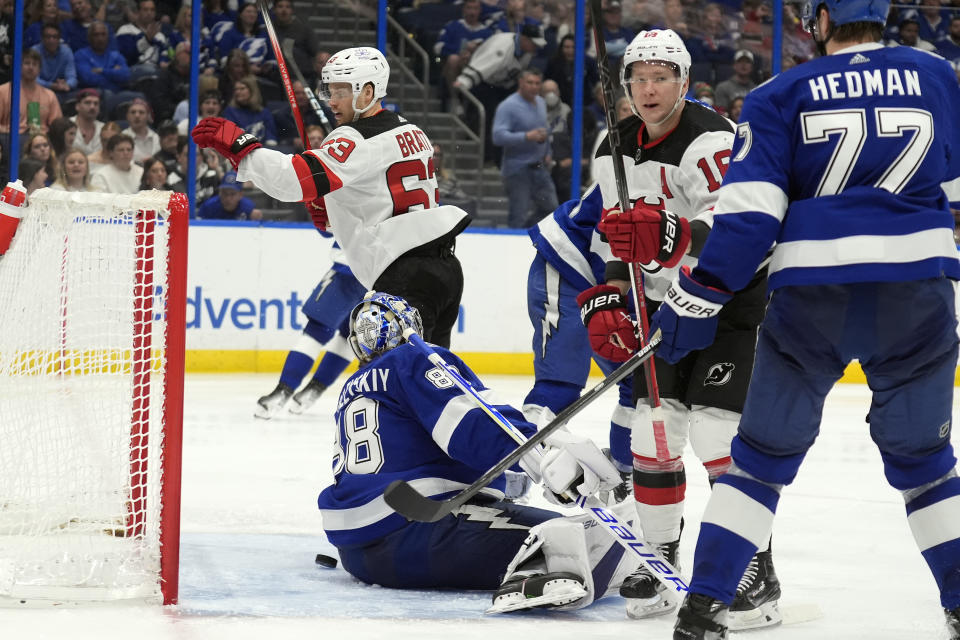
0, 189, 187, 605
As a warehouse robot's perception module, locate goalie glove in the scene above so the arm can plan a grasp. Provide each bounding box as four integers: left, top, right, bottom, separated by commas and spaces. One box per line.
599, 201, 691, 268
576, 285, 638, 362
651, 266, 732, 364
191, 117, 262, 169
540, 426, 622, 505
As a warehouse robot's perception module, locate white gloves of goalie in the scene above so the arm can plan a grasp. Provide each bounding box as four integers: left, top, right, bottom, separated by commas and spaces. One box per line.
517, 409, 621, 505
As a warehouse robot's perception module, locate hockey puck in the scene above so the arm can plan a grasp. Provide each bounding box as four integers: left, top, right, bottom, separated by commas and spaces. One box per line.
315, 553, 338, 569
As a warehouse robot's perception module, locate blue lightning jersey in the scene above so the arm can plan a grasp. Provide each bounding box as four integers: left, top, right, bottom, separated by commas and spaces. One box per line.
696, 43, 960, 293
527, 183, 613, 292
317, 344, 535, 547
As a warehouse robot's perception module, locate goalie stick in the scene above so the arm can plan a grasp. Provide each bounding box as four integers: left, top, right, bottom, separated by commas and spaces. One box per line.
383, 331, 661, 523
281, 38, 331, 128
257, 0, 309, 147
587, 0, 670, 462
393, 329, 689, 599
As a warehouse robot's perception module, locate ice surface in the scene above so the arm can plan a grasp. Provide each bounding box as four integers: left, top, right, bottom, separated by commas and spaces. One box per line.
1, 373, 956, 639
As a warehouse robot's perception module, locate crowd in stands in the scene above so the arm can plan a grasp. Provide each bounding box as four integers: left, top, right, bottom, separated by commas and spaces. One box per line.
0, 0, 330, 220
400, 0, 960, 226
1, 0, 958, 225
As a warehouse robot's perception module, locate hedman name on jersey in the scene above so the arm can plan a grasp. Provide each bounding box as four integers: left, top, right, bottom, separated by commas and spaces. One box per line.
809, 68, 921, 101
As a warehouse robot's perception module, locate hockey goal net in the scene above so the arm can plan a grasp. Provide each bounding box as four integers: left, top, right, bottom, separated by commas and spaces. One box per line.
0, 189, 187, 605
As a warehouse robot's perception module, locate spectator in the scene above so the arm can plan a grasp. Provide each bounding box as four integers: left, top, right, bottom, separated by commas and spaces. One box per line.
22, 132, 56, 185
154, 121, 179, 175
432, 142, 471, 204
545, 33, 599, 106
51, 148, 96, 191
310, 49, 330, 87
116, 0, 169, 80
138, 156, 167, 190
168, 136, 221, 202
32, 23, 77, 95
202, 0, 234, 30
150, 40, 191, 122
62, 0, 112, 52
685, 2, 737, 66
435, 0, 495, 104
714, 49, 756, 113
274, 80, 330, 146
492, 68, 559, 228
916, 0, 951, 43
19, 157, 49, 196
727, 95, 744, 123
937, 17, 960, 62
891, 17, 938, 51
588, 94, 631, 183
48, 116, 77, 157
85, 120, 121, 171
550, 108, 598, 201
305, 124, 325, 150
657, 0, 690, 37
24, 0, 62, 49
493, 0, 540, 33
75, 21, 131, 92
121, 98, 160, 162
269, 0, 317, 84
0, 0, 12, 86
0, 49, 63, 134
175, 85, 221, 134
214, 2, 271, 74
599, 0, 635, 65
692, 80, 715, 106
90, 133, 142, 193
71, 88, 105, 154
740, 0, 773, 72
218, 48, 252, 102
541, 78, 570, 136
586, 81, 607, 129
196, 171, 262, 220
551, 0, 577, 41
455, 24, 546, 94
223, 75, 278, 146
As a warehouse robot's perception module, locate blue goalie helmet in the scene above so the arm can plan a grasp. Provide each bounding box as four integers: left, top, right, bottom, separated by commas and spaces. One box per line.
802, 0, 891, 30
349, 292, 423, 363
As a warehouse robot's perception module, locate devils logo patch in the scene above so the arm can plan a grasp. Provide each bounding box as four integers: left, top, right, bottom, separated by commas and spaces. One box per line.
704, 362, 735, 386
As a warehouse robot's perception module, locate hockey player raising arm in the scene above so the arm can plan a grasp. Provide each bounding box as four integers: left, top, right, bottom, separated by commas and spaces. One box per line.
319, 292, 638, 613
576, 30, 776, 626
192, 47, 470, 348
644, 2, 960, 638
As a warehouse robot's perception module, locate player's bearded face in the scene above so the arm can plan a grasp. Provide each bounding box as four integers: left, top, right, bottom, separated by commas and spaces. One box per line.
625, 61, 685, 125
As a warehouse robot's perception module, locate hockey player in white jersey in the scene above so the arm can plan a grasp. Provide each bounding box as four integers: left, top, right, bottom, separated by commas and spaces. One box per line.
192, 47, 470, 348
575, 30, 776, 626
320, 291, 640, 612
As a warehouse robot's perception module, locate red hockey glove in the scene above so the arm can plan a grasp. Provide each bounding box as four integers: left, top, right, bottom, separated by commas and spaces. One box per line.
576, 285, 638, 362
191, 117, 262, 169
305, 197, 329, 231
599, 202, 691, 268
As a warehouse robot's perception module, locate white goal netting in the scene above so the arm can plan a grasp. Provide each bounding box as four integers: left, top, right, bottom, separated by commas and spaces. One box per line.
0, 189, 185, 605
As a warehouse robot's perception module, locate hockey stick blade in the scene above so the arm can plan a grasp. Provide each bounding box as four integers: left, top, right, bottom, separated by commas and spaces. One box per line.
383, 331, 661, 522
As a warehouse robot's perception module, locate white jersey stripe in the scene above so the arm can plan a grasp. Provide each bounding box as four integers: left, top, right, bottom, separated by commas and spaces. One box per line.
701, 482, 775, 548
713, 180, 789, 222
770, 228, 959, 274
908, 494, 960, 551
431, 389, 499, 454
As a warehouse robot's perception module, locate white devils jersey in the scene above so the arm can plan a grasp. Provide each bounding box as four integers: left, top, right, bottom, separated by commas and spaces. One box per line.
238, 109, 470, 287
593, 101, 735, 300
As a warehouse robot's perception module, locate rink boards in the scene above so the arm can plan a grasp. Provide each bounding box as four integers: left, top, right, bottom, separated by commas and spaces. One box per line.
183, 221, 954, 384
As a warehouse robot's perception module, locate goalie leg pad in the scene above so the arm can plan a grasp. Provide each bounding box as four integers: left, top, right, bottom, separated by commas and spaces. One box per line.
495, 502, 642, 612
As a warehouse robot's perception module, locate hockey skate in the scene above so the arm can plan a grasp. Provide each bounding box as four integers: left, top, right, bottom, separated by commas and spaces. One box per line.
289, 379, 328, 415
487, 572, 587, 614
728, 549, 781, 631
674, 592, 729, 640
620, 539, 680, 619
255, 383, 294, 419
946, 605, 960, 640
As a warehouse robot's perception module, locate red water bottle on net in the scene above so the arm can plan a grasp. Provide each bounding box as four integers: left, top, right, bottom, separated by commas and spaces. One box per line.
0, 180, 28, 256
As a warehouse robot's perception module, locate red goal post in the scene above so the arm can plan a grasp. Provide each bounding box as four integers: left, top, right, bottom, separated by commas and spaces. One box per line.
0, 188, 187, 605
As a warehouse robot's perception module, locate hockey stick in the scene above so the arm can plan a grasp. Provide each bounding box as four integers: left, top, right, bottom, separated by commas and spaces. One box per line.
394, 330, 688, 597
281, 37, 330, 128
588, 0, 670, 462
383, 331, 661, 523
257, 0, 310, 148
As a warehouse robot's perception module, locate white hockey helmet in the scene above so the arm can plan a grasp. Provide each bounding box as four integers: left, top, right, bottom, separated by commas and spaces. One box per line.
620, 29, 691, 124
319, 47, 390, 120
